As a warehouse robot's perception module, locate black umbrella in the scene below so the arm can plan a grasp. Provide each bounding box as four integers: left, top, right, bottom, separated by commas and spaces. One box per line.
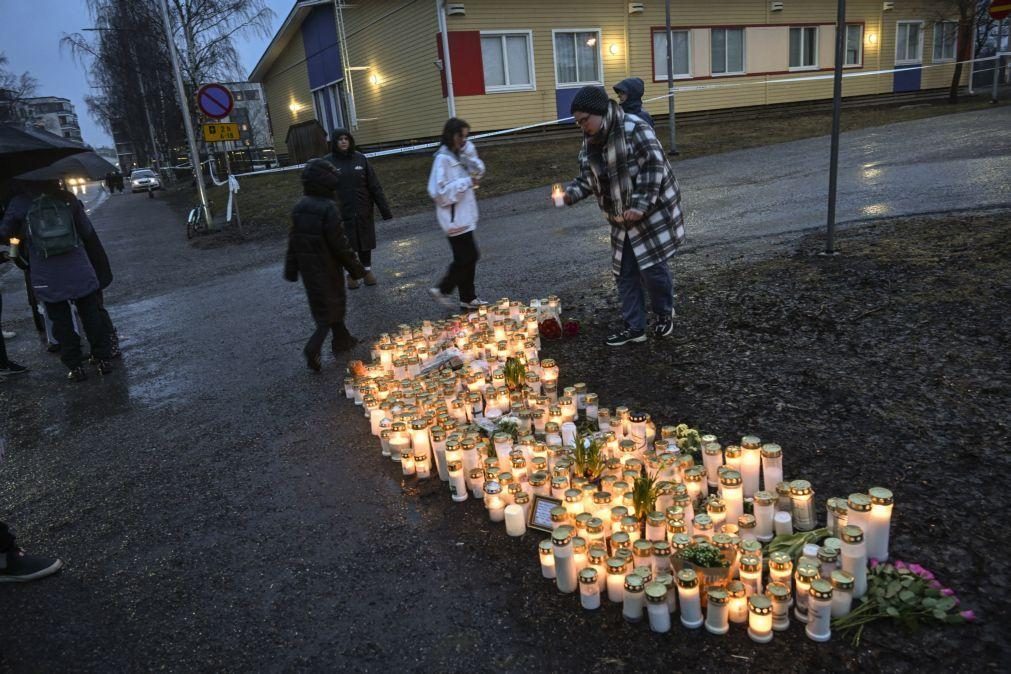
0, 123, 89, 180
14, 151, 118, 182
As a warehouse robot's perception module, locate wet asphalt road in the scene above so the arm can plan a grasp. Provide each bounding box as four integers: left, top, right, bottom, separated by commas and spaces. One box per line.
0, 108, 1009, 671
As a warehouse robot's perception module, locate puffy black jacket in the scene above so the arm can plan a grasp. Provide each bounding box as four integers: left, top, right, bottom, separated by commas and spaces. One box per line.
324, 128, 393, 252
613, 77, 655, 129
284, 160, 366, 325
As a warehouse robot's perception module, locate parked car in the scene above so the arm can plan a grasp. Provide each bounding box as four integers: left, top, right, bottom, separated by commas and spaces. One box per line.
130, 168, 162, 193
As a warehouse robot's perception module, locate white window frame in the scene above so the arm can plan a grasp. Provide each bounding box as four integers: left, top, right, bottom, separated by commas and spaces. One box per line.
480, 30, 536, 92
710, 27, 746, 77
845, 24, 864, 67
789, 26, 820, 71
311, 79, 344, 136
932, 21, 958, 62
895, 20, 924, 65
651, 28, 693, 81
551, 28, 604, 88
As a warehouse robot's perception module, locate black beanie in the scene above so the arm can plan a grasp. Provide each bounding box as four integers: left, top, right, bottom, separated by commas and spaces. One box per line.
570, 85, 610, 116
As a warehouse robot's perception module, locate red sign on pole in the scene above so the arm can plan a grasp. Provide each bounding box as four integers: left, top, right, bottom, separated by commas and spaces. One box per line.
991, 2, 1011, 20
196, 83, 234, 119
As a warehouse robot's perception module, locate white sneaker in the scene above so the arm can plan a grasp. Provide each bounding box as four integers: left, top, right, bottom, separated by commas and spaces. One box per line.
459, 298, 489, 310
428, 288, 455, 308
1, 330, 14, 339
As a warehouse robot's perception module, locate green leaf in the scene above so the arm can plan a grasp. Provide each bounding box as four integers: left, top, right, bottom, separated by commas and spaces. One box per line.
901, 576, 915, 587
932, 609, 948, 621
944, 614, 966, 624
922, 597, 937, 608
887, 580, 902, 597
899, 590, 917, 604
898, 568, 911, 575
936, 596, 956, 612
886, 606, 900, 617
924, 588, 942, 598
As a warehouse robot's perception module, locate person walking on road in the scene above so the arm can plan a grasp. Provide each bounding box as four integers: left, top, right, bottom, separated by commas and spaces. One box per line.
324, 128, 393, 289
427, 118, 488, 311
284, 159, 367, 372
561, 86, 685, 347
613, 77, 655, 129
0, 180, 114, 380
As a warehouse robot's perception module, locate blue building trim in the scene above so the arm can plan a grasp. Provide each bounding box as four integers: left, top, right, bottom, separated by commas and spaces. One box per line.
893, 64, 922, 93
302, 5, 342, 90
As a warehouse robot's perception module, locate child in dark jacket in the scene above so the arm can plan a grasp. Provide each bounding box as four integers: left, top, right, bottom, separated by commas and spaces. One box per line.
284, 159, 366, 372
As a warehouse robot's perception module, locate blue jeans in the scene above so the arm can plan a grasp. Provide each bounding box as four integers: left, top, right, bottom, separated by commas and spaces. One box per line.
616, 234, 673, 333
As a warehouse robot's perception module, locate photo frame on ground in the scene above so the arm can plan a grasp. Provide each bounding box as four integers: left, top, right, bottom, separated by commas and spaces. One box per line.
528, 495, 563, 532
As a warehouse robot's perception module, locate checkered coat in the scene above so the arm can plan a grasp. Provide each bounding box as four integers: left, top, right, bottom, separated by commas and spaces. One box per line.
565, 110, 686, 274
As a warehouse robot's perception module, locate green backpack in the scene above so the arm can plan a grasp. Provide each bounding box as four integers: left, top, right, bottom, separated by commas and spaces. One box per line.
26, 194, 79, 258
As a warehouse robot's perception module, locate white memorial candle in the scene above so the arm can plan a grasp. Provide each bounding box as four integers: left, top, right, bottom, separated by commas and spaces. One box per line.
754, 490, 776, 542
774, 511, 794, 536
805, 580, 833, 642
748, 595, 774, 643
721, 470, 744, 525
645, 582, 671, 633
767, 581, 792, 631
830, 570, 855, 618
539, 539, 556, 579
705, 588, 730, 635
606, 557, 627, 603
504, 504, 526, 536
702, 441, 723, 488
740, 435, 762, 498
448, 460, 468, 502
760, 443, 783, 493
677, 569, 704, 629
579, 568, 601, 609
840, 525, 868, 599
866, 487, 893, 562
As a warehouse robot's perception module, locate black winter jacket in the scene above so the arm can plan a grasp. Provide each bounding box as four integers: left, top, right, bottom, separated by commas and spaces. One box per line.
284, 194, 366, 326
324, 128, 392, 252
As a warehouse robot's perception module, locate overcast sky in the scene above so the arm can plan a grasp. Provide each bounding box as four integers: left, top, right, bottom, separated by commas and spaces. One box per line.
0, 0, 293, 148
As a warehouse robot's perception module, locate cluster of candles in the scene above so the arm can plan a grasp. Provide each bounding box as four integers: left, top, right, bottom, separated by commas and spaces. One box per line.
342, 298, 895, 643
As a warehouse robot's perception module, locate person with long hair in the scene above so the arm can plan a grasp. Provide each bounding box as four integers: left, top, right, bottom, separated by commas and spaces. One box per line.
427, 118, 487, 310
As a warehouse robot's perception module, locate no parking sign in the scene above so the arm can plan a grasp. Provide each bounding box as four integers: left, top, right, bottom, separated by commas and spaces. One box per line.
196, 83, 234, 119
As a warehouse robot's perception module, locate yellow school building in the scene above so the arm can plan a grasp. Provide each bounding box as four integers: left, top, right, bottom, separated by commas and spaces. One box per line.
251, 0, 967, 162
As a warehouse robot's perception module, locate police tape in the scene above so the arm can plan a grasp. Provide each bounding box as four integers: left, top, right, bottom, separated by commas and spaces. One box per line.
172, 54, 999, 182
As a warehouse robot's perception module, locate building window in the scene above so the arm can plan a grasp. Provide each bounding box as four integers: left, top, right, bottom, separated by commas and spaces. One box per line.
480, 31, 535, 91
789, 26, 818, 69
896, 21, 923, 64
933, 21, 958, 61
652, 29, 691, 80
245, 89, 260, 100
553, 30, 602, 86
711, 28, 745, 75
845, 24, 863, 66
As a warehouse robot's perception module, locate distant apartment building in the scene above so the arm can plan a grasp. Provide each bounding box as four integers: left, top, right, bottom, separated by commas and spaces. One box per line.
24, 96, 84, 142
210, 82, 277, 168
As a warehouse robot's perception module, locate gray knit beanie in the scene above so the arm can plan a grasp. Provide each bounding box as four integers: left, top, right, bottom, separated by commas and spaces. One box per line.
569, 85, 610, 116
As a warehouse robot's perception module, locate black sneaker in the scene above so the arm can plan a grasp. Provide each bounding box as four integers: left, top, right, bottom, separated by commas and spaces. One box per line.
605, 328, 646, 347
0, 361, 28, 377
96, 359, 114, 375
332, 334, 360, 354
67, 366, 88, 383
653, 309, 675, 339
0, 547, 63, 583
304, 349, 322, 372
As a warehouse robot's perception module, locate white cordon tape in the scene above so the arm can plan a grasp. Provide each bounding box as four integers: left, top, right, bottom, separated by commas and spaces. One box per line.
183, 55, 997, 183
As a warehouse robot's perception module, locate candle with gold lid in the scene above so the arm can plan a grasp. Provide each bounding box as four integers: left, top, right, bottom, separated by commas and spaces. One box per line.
610, 530, 631, 554
539, 539, 556, 578
846, 493, 872, 533
447, 460, 467, 502
705, 588, 730, 635
830, 569, 855, 617
825, 496, 848, 536
646, 511, 667, 542
707, 497, 727, 532
739, 554, 763, 596
793, 564, 819, 623
564, 488, 584, 517
651, 540, 672, 575
805, 579, 833, 642
759, 443, 783, 493
606, 557, 628, 603
720, 470, 744, 525
623, 573, 646, 622
693, 513, 714, 541
748, 595, 774, 643
775, 481, 792, 511
574, 512, 593, 537
866, 487, 894, 562
737, 514, 758, 542
645, 582, 672, 633
579, 568, 601, 609
754, 490, 776, 542
740, 435, 762, 497
484, 481, 505, 521
677, 569, 704, 629
790, 480, 816, 531
529, 471, 549, 497
586, 517, 606, 547
588, 546, 608, 591
684, 466, 706, 502
766, 581, 792, 631
723, 444, 742, 476
553, 525, 578, 594
840, 525, 868, 599
727, 580, 747, 624
702, 441, 723, 488
621, 516, 640, 544
550, 475, 569, 499
549, 506, 569, 530
632, 539, 653, 569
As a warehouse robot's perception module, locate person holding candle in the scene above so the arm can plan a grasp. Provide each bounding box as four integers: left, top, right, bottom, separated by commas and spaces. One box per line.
560, 86, 685, 346
323, 129, 393, 289
427, 118, 488, 311
284, 160, 367, 371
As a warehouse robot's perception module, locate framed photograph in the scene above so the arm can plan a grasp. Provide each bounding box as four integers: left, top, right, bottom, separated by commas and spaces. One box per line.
528, 495, 563, 533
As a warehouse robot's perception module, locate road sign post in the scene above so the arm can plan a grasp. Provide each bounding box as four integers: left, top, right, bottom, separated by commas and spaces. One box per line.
824, 0, 846, 256
196, 84, 235, 120
202, 123, 241, 142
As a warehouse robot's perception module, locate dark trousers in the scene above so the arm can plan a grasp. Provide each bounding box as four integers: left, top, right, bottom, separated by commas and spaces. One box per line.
616, 234, 674, 333
45, 290, 112, 369
0, 291, 8, 365
0, 520, 14, 553
437, 231, 479, 303
357, 249, 372, 268
96, 290, 118, 349
305, 321, 351, 358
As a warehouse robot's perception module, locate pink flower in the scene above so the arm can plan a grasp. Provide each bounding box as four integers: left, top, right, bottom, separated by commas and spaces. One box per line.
895, 560, 907, 570
870, 559, 879, 569
929, 580, 943, 590
908, 563, 924, 575
941, 588, 956, 597
919, 568, 935, 581
959, 610, 976, 622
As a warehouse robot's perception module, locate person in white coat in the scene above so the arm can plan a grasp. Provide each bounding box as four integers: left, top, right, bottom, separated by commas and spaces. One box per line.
427, 118, 488, 310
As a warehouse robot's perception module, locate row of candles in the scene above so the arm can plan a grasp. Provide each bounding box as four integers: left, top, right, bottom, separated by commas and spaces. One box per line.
343, 298, 895, 642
